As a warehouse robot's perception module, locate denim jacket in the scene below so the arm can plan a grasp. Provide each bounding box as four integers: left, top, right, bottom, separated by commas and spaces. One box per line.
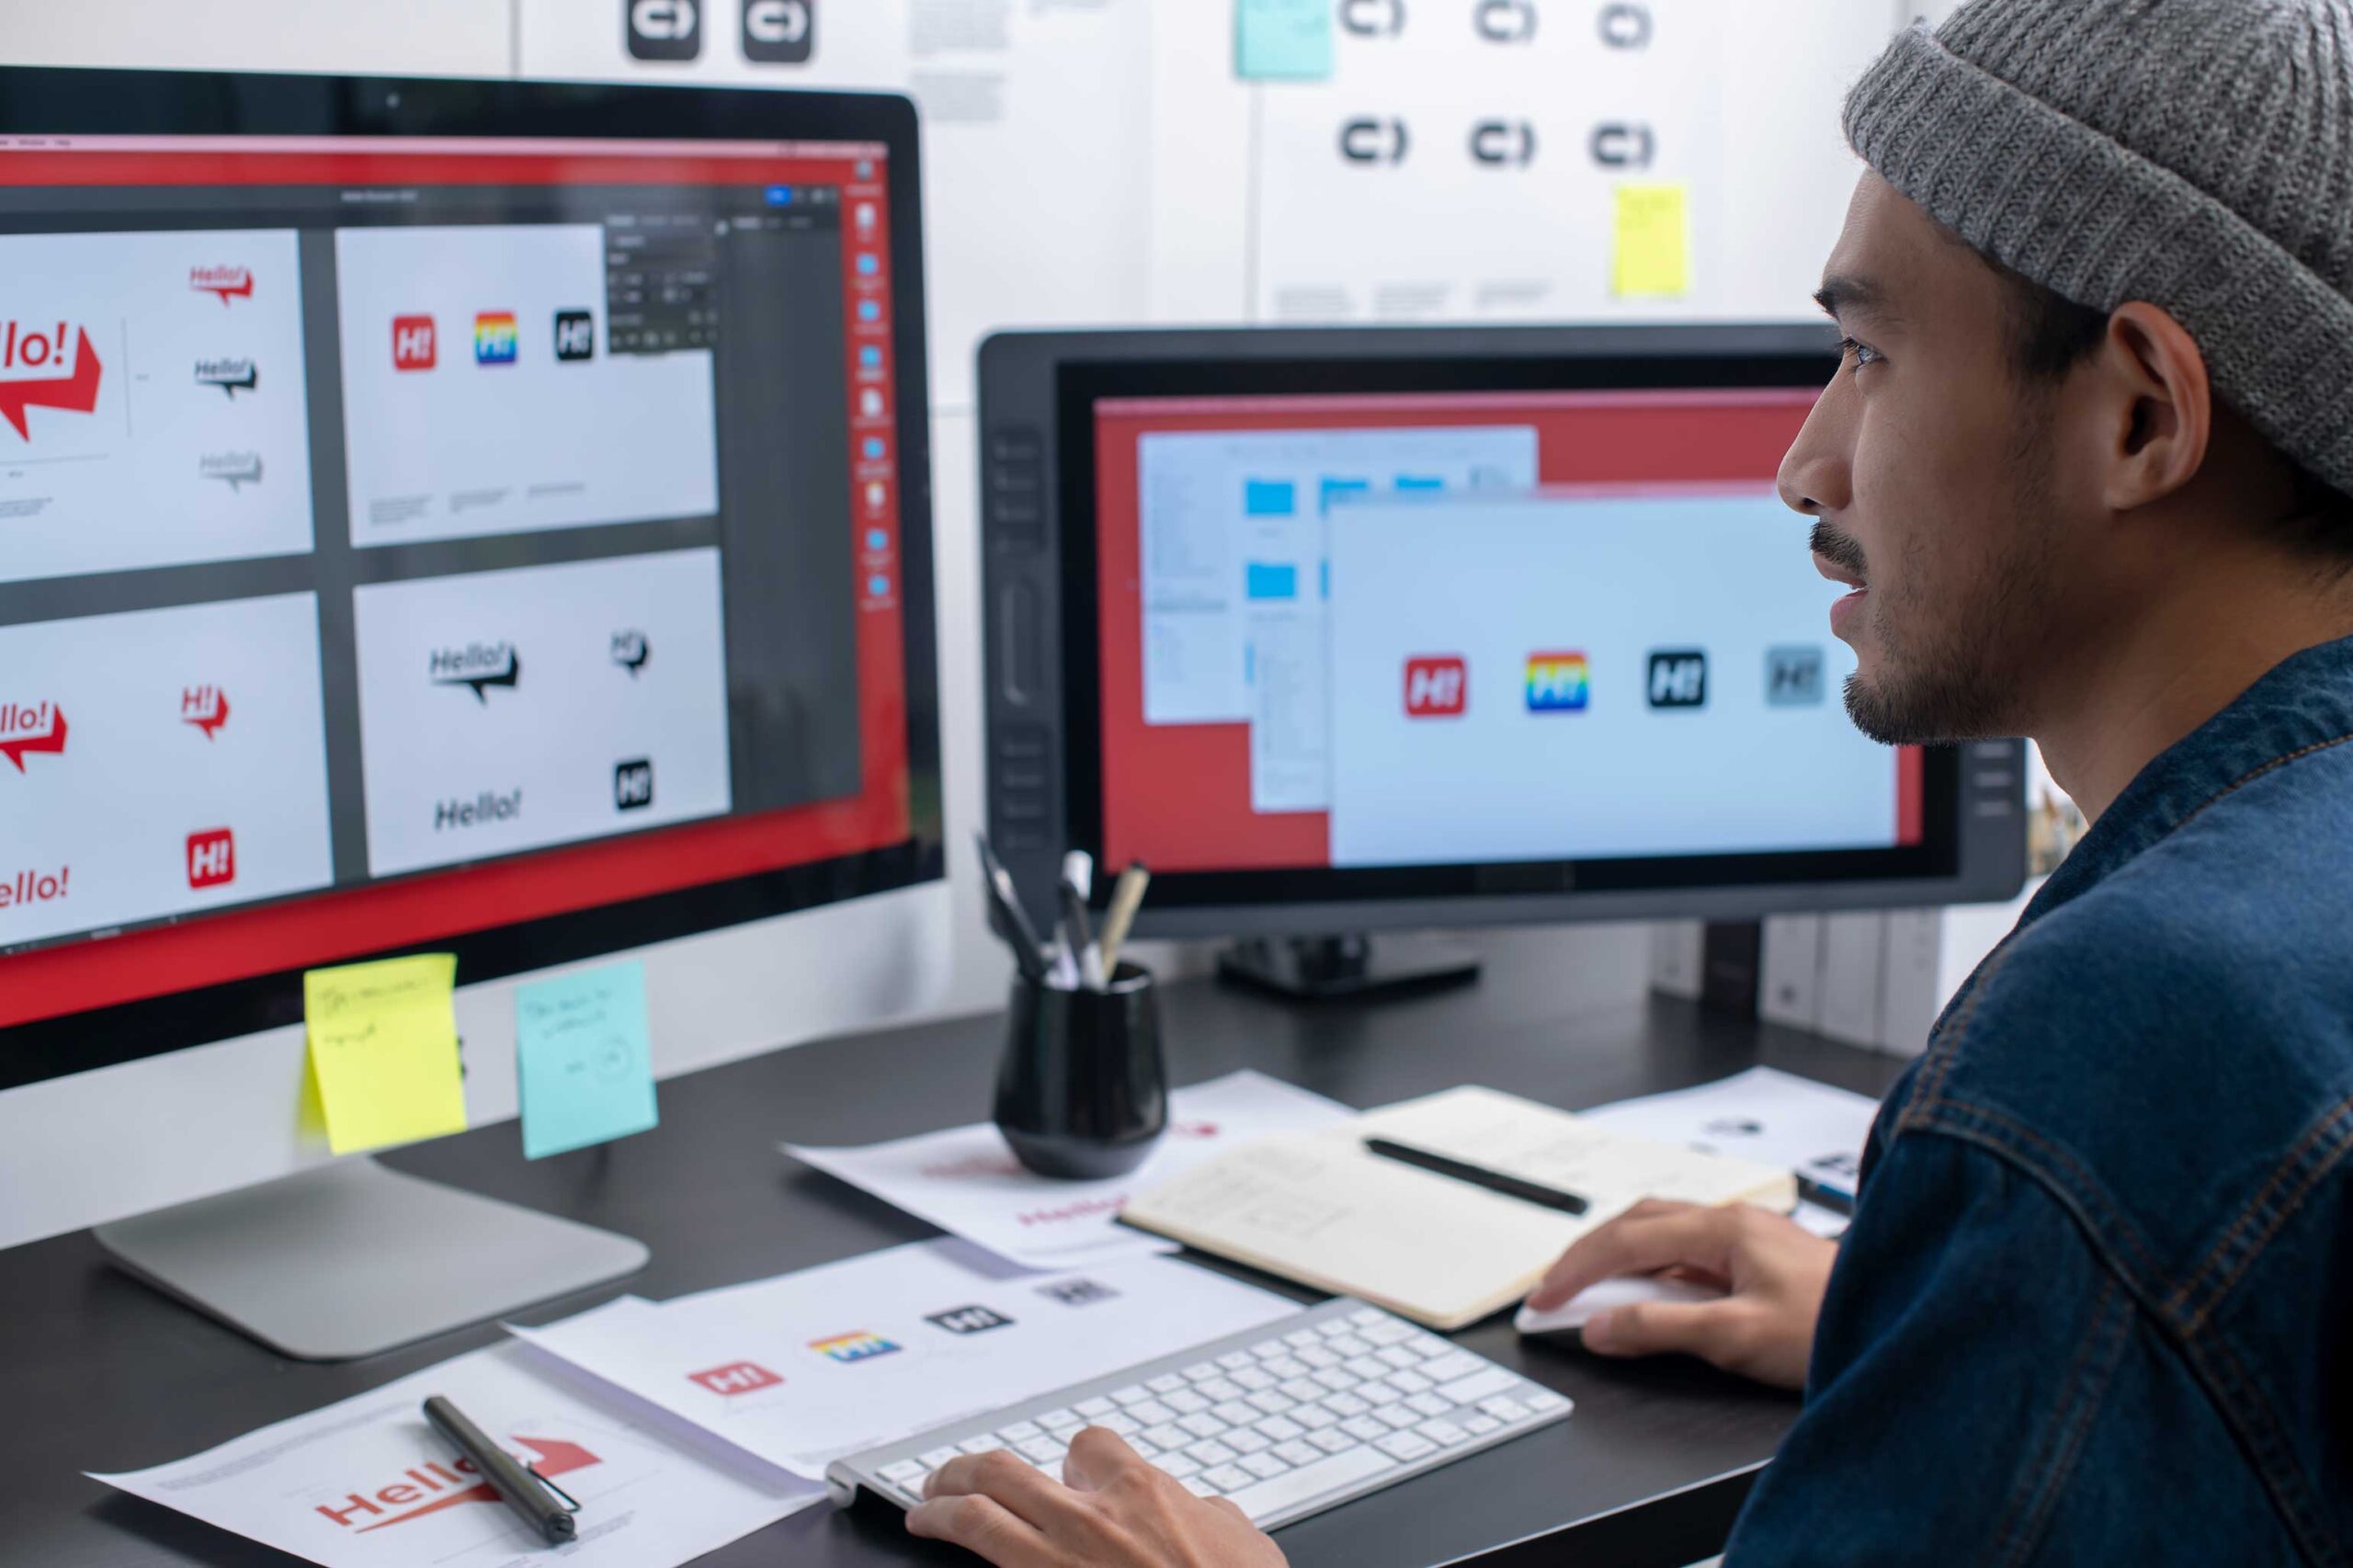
1726, 636, 2353, 1565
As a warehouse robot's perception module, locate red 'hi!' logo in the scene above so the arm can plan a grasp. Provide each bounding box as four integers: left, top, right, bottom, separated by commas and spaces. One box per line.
689, 1361, 784, 1396
181, 685, 231, 739
392, 314, 437, 370
0, 322, 102, 440
186, 828, 235, 889
190, 265, 254, 304
315, 1437, 603, 1533
1404, 655, 1468, 718
0, 701, 66, 771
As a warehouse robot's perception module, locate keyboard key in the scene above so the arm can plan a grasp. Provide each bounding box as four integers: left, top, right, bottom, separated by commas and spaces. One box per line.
1407, 1392, 1454, 1418
1225, 1429, 1271, 1456
1341, 1415, 1389, 1443
1408, 1335, 1454, 1358
1224, 1445, 1397, 1524
1272, 1439, 1323, 1467
1256, 1415, 1305, 1442
1296, 1345, 1340, 1369
1129, 1400, 1176, 1426
1462, 1415, 1501, 1436
1218, 1351, 1256, 1370
1377, 1405, 1421, 1430
1111, 1385, 1152, 1406
1388, 1369, 1433, 1395
1329, 1335, 1374, 1358
1099, 1413, 1141, 1437
1182, 1363, 1219, 1382
1165, 1390, 1211, 1415
1263, 1356, 1311, 1381
1147, 1374, 1186, 1394
1017, 1437, 1064, 1465
1438, 1368, 1518, 1406
1375, 1431, 1438, 1462
1527, 1391, 1569, 1414
1157, 1454, 1201, 1481
1247, 1391, 1297, 1416
1420, 1352, 1484, 1382
1360, 1320, 1415, 1346
1040, 1408, 1082, 1431
1323, 1392, 1370, 1417
1213, 1402, 1258, 1426
999, 1421, 1043, 1442
1183, 1477, 1221, 1498
1378, 1346, 1422, 1370
1189, 1439, 1239, 1466
1309, 1426, 1356, 1454
1479, 1395, 1530, 1423
1142, 1424, 1188, 1451
881, 1460, 926, 1484
1346, 1356, 1389, 1381
1284, 1328, 1322, 1347
1231, 1367, 1277, 1392
1075, 1397, 1116, 1418
1417, 1419, 1470, 1447
1317, 1319, 1354, 1338
1178, 1413, 1225, 1439
1358, 1380, 1404, 1406
1198, 1378, 1245, 1403
1239, 1450, 1290, 1480
1349, 1307, 1385, 1326
1279, 1378, 1325, 1403
961, 1436, 1004, 1455
1292, 1403, 1338, 1429
1204, 1464, 1256, 1493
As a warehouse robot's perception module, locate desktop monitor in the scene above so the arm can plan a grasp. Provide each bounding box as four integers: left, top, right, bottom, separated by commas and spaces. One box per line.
0, 67, 945, 1343
978, 326, 2026, 969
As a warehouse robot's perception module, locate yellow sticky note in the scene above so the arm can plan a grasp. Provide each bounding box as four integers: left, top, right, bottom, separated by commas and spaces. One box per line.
303, 955, 468, 1156
1613, 183, 1690, 299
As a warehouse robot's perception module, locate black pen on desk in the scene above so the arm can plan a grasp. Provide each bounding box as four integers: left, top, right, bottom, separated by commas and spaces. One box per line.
974, 834, 1051, 983
1363, 1137, 1591, 1217
423, 1395, 578, 1547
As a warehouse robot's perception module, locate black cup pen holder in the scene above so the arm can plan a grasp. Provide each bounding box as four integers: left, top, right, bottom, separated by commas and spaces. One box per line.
995, 962, 1168, 1180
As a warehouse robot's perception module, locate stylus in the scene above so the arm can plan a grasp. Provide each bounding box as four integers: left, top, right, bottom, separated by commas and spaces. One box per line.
1097, 863, 1152, 976
974, 834, 1051, 983
1362, 1137, 1591, 1217
423, 1395, 579, 1546
1059, 880, 1104, 990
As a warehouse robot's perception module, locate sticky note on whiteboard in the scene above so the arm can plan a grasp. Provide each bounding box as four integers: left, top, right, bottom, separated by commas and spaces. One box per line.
1613, 183, 1691, 299
516, 960, 658, 1160
302, 954, 467, 1156
1237, 0, 1334, 81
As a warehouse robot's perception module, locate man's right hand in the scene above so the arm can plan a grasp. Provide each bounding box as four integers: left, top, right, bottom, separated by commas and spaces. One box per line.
1524, 1199, 1837, 1391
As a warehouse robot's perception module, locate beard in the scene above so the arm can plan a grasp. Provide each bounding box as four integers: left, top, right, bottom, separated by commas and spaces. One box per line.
1826, 416, 2058, 747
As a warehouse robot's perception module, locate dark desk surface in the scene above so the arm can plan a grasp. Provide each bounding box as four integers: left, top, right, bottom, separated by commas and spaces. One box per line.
0, 929, 1904, 1568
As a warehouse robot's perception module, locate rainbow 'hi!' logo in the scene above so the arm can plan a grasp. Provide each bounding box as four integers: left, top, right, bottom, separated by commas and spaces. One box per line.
810, 1329, 901, 1364
473, 311, 518, 365
1526, 652, 1590, 712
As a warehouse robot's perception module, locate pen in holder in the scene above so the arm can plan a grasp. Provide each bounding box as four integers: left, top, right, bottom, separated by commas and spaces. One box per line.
995, 962, 1167, 1180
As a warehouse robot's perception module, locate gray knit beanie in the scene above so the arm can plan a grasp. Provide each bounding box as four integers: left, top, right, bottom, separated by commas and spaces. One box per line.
1844, 0, 2353, 497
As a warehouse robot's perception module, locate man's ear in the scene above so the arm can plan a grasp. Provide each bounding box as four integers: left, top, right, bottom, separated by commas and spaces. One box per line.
2096, 302, 2212, 512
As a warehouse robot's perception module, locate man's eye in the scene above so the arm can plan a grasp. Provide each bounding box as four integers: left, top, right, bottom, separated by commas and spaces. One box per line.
1840, 336, 1883, 370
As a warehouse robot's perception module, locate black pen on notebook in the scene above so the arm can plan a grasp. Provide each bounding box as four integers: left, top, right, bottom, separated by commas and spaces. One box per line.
1361, 1137, 1590, 1217
423, 1395, 580, 1547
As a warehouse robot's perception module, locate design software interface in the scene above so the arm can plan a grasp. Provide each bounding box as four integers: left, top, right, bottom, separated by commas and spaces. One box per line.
0, 135, 913, 1028
1092, 390, 1921, 873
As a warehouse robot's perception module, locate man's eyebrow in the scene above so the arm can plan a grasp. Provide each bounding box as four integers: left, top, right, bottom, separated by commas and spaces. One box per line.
1813, 275, 1893, 324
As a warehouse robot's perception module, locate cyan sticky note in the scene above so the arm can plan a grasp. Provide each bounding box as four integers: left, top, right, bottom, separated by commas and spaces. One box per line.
516, 961, 658, 1160
1237, 0, 1334, 81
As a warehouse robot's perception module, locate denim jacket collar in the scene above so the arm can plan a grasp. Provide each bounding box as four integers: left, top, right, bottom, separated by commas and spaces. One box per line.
2019, 631, 2353, 930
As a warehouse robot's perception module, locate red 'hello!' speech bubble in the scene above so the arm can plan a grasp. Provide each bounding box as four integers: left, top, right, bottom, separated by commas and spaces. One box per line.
0, 326, 102, 440
0, 706, 66, 771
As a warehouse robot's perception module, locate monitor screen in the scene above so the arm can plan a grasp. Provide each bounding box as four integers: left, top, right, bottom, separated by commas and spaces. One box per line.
0, 130, 934, 1051
1091, 388, 1919, 878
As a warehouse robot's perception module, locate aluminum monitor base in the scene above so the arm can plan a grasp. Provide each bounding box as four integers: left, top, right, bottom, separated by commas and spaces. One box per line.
1217, 935, 1483, 1002
92, 1157, 649, 1361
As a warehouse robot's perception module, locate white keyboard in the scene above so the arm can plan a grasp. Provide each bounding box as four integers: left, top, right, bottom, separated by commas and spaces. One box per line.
825, 1298, 1572, 1532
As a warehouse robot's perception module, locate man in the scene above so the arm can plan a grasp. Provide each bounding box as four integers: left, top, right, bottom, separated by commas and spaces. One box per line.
910, 0, 2353, 1561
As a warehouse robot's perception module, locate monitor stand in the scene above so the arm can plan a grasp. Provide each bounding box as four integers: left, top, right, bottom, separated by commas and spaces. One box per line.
92, 1157, 649, 1362
1216, 935, 1482, 1002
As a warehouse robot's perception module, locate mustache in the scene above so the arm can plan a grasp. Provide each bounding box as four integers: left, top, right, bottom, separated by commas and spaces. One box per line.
1810, 519, 1869, 579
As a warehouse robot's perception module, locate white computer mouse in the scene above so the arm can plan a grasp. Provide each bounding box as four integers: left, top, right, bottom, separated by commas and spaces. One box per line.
1513, 1275, 1724, 1337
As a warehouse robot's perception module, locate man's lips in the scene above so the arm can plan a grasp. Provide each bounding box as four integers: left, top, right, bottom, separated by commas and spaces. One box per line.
1812, 551, 1867, 593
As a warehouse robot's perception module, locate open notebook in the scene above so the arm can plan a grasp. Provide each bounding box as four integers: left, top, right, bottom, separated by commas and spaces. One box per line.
1118, 1085, 1796, 1330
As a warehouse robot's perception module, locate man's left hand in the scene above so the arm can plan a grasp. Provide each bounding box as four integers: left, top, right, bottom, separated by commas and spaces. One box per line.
906, 1427, 1289, 1568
